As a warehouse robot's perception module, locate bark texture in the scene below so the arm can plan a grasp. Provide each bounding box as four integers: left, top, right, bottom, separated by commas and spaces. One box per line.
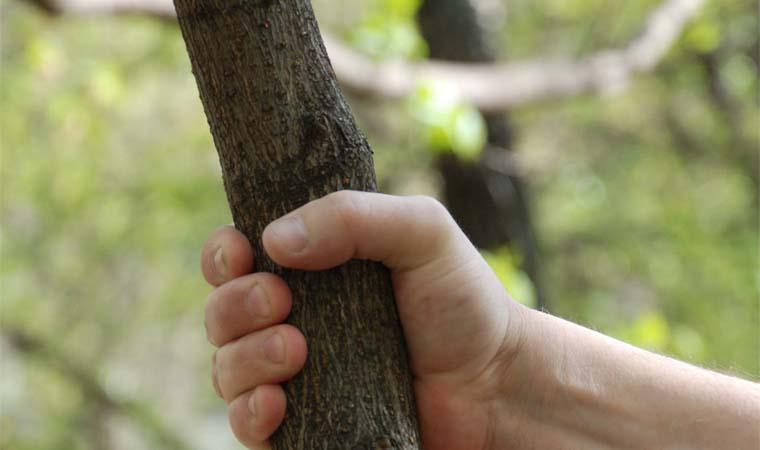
417, 0, 546, 308
173, 1, 420, 448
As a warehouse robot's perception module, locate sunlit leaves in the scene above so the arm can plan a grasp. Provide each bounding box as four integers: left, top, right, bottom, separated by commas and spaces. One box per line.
90, 63, 126, 106
617, 311, 670, 352
350, 0, 426, 59
481, 247, 537, 308
351, 18, 426, 59
683, 17, 722, 53
407, 80, 487, 161
614, 312, 706, 362
2, 5, 227, 448
25, 35, 66, 79
720, 54, 756, 98
382, 0, 422, 17
671, 324, 706, 361
542, 0, 606, 20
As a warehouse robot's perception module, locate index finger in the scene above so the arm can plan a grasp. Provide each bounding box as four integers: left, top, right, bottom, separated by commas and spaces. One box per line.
201, 225, 254, 287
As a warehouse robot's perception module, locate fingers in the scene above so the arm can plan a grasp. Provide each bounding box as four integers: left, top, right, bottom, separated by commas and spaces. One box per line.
262, 191, 460, 272
200, 227, 296, 448
201, 225, 253, 287
228, 385, 286, 450
205, 273, 292, 347
214, 324, 307, 402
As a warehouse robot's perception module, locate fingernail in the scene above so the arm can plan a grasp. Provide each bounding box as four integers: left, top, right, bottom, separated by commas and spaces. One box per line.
263, 333, 285, 364
247, 284, 271, 319
248, 390, 257, 417
268, 216, 307, 253
213, 246, 227, 279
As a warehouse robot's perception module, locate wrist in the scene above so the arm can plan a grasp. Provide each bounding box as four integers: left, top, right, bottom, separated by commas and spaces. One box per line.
486, 302, 561, 449
490, 305, 641, 449
492, 306, 760, 450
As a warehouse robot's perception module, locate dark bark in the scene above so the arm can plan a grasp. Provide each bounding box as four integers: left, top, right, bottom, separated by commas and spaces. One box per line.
172, 1, 420, 448
417, 0, 546, 309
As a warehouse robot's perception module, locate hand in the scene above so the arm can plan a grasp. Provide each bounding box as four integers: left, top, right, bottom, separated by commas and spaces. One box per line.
200, 191, 526, 450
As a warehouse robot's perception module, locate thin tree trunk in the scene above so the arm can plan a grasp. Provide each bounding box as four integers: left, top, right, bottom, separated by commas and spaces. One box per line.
172, 1, 420, 448
417, 0, 547, 309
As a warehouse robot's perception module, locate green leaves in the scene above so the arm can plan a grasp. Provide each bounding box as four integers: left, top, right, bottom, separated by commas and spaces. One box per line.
351, 16, 426, 59
382, 0, 422, 17
2, 7, 227, 448
683, 17, 722, 53
613, 312, 706, 361
407, 80, 487, 161
350, 0, 426, 59
481, 247, 537, 308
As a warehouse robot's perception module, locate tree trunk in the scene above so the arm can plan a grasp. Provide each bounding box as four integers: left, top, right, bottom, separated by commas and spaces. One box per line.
417, 0, 546, 309
172, 1, 420, 448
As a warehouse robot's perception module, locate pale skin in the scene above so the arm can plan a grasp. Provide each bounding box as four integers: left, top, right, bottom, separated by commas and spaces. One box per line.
200, 191, 760, 450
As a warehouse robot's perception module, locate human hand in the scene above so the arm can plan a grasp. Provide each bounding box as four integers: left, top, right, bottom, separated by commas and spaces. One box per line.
200, 191, 528, 450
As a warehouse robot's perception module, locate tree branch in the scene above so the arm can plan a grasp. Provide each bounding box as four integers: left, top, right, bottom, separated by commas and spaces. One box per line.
21, 0, 705, 111
329, 0, 705, 111
23, 0, 176, 18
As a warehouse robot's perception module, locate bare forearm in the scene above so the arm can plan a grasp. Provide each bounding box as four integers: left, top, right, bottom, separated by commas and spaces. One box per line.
499, 306, 760, 449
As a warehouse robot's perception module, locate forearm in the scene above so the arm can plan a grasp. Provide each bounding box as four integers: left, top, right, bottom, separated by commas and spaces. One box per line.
498, 306, 760, 449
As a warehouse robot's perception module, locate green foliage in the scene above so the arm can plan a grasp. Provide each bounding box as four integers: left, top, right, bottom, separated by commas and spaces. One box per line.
683, 17, 722, 53
2, 5, 227, 448
481, 247, 537, 308
349, 0, 427, 59
407, 80, 487, 161
2, 0, 758, 448
492, 0, 758, 376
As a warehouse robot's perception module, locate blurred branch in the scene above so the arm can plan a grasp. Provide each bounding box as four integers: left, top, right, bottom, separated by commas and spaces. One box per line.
21, 0, 705, 111
329, 0, 705, 111
23, 0, 176, 18
2, 326, 194, 450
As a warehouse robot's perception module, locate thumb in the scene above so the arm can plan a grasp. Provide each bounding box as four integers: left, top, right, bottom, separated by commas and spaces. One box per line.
263, 190, 518, 381
262, 191, 462, 272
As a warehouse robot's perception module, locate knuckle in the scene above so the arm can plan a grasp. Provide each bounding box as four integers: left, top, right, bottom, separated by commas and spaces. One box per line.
204, 292, 222, 345
212, 349, 221, 373
412, 195, 450, 220
228, 400, 255, 445
214, 345, 244, 398
204, 316, 215, 346
215, 342, 236, 373
211, 351, 225, 397
211, 363, 223, 398
204, 290, 217, 322
325, 190, 368, 228
409, 195, 457, 256
412, 195, 454, 233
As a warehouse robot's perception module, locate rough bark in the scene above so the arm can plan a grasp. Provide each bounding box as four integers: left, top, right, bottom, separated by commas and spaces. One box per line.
417, 0, 546, 309
172, 1, 420, 448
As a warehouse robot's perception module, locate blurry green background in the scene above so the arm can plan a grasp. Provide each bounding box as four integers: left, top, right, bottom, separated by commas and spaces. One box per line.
1, 0, 758, 448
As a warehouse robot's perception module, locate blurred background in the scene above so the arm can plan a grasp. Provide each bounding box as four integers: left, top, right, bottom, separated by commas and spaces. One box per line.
1, 0, 757, 448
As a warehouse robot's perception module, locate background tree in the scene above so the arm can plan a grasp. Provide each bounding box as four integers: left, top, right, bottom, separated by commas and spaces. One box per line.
1, 0, 757, 449
416, 0, 545, 308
